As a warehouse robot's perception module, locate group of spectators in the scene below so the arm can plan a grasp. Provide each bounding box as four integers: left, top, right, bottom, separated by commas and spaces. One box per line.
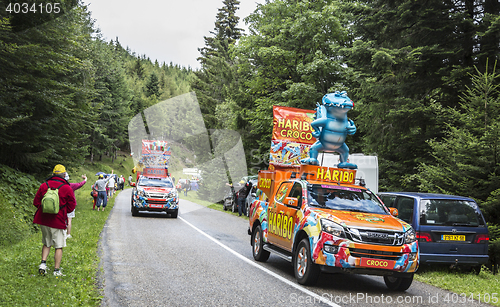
32, 165, 129, 277
176, 178, 200, 196
89, 172, 127, 211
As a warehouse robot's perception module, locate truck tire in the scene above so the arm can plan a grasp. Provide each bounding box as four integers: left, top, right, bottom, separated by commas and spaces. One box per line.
131, 196, 138, 216
232, 200, 237, 213
223, 198, 230, 211
294, 238, 320, 285
131, 205, 138, 216
170, 209, 178, 218
252, 225, 270, 262
383, 274, 414, 291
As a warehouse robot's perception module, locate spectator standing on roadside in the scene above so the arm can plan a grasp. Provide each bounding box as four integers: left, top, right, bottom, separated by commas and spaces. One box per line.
65, 173, 87, 239
95, 170, 113, 211
118, 175, 125, 190
128, 174, 133, 186
33, 164, 76, 276
90, 182, 98, 210
237, 181, 253, 217
108, 175, 116, 198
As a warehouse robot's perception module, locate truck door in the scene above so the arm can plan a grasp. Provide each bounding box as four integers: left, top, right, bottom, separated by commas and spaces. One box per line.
268, 182, 302, 251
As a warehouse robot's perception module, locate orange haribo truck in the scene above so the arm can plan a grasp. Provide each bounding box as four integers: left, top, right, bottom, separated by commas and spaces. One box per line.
248, 92, 419, 290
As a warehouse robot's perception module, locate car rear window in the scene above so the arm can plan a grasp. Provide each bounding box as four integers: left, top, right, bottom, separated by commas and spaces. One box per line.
419, 199, 485, 226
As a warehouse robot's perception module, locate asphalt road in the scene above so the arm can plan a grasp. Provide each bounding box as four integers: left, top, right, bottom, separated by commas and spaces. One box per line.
99, 189, 493, 307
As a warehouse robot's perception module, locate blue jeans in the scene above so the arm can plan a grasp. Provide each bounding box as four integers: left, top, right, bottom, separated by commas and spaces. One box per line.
97, 191, 107, 208
238, 197, 246, 216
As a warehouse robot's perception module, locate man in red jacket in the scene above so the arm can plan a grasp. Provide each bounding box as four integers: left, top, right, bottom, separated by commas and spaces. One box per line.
33, 164, 76, 276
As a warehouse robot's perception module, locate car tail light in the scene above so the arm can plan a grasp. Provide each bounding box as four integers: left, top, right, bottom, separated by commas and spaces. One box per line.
416, 232, 432, 242
474, 234, 489, 243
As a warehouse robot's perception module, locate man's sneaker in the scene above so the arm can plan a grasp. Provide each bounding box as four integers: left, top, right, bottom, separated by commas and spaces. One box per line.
53, 269, 65, 277
38, 263, 47, 275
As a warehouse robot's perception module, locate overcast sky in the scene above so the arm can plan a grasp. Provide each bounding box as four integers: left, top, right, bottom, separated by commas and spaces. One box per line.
84, 0, 263, 70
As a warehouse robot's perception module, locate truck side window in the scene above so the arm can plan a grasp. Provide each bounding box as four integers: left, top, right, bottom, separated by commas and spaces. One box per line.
395, 197, 414, 224
288, 183, 302, 207
379, 195, 396, 208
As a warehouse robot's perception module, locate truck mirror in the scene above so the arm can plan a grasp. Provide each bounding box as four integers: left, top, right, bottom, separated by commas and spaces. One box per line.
284, 197, 298, 207
130, 182, 136, 187
388, 207, 398, 217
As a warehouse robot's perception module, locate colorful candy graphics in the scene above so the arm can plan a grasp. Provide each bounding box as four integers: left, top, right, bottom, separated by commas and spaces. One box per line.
270, 106, 315, 167
295, 208, 418, 271
269, 140, 311, 167
140, 140, 171, 168
132, 187, 177, 209
351, 212, 385, 223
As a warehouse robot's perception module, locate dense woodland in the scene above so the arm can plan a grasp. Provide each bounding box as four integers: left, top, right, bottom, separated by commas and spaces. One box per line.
0, 0, 193, 175
0, 0, 499, 266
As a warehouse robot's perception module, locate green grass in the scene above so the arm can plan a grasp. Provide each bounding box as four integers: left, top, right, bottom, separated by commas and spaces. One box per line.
415, 266, 500, 306
0, 155, 130, 306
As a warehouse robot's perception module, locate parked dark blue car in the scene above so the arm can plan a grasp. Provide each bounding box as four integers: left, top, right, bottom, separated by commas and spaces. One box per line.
378, 192, 489, 273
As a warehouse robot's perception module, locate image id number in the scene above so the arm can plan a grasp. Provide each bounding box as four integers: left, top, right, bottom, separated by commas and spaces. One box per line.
6, 2, 61, 14
444, 293, 498, 304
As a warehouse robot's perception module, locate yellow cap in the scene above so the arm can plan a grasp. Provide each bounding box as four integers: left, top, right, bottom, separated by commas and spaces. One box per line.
53, 164, 66, 174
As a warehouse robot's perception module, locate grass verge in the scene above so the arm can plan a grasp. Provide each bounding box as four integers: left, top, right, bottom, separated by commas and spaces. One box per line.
0, 155, 132, 306
415, 266, 500, 306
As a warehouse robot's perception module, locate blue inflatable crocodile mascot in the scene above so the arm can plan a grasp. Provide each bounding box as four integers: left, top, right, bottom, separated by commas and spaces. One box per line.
301, 91, 357, 169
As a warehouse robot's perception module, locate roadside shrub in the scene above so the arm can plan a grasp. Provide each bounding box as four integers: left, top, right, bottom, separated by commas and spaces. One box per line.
0, 165, 40, 246
487, 223, 500, 274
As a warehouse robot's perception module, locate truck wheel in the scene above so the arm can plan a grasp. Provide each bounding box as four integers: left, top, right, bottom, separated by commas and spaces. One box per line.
131, 205, 138, 216
294, 238, 320, 285
232, 200, 237, 213
383, 274, 414, 291
170, 209, 178, 218
252, 225, 270, 262
223, 199, 230, 211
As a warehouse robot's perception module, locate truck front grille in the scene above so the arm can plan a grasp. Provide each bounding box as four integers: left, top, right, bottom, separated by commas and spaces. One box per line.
347, 228, 405, 246
348, 248, 402, 260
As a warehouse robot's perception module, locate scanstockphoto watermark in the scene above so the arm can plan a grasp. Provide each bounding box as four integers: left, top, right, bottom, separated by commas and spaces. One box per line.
290, 292, 500, 305
290, 292, 425, 305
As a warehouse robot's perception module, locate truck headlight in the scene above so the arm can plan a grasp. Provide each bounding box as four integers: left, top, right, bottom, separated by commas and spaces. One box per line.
405, 228, 417, 244
321, 219, 345, 238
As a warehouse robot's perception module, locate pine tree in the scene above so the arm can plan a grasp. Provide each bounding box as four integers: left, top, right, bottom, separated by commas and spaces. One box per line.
192, 0, 243, 129
145, 73, 160, 98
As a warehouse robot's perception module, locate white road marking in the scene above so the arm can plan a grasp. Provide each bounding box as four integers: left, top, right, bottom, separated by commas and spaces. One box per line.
179, 216, 341, 307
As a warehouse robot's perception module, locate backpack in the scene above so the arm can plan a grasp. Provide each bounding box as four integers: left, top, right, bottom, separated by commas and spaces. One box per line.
41, 182, 66, 214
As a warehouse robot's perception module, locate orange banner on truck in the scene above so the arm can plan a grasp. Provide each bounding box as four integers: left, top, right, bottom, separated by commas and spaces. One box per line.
270, 106, 316, 167
272, 106, 316, 145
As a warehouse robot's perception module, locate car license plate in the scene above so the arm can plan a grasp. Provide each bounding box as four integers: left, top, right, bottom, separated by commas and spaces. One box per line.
149, 204, 163, 208
360, 258, 395, 269
441, 234, 465, 241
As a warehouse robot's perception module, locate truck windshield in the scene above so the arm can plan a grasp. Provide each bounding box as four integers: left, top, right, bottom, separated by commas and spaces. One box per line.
138, 177, 174, 188
307, 184, 388, 214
